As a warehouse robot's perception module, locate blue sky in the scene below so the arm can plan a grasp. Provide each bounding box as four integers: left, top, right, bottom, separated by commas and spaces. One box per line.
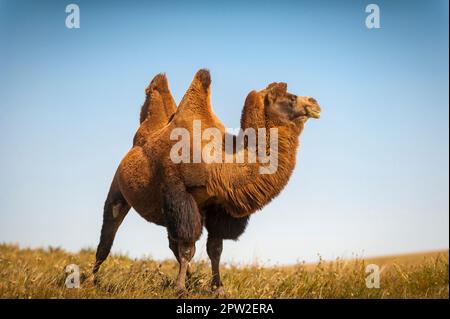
0, 0, 448, 264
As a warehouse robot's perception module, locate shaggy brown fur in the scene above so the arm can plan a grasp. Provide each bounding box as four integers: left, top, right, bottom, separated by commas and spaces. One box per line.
93, 69, 321, 293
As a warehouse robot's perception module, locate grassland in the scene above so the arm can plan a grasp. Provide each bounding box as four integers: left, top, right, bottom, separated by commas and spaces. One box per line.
0, 244, 447, 299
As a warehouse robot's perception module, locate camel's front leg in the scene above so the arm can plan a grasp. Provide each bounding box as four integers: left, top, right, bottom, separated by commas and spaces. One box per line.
163, 178, 202, 293
168, 235, 193, 280
207, 235, 224, 293
204, 205, 250, 296
176, 241, 196, 291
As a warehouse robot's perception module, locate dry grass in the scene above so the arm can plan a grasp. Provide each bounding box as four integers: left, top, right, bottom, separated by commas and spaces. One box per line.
0, 244, 447, 299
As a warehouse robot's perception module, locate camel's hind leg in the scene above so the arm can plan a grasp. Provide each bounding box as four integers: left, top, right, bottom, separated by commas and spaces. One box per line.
93, 174, 130, 275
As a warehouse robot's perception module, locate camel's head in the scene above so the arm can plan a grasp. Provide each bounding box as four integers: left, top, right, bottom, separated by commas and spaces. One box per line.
262, 82, 321, 128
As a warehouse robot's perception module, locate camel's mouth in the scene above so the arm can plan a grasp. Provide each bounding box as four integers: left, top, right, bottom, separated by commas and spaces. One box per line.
306, 106, 321, 119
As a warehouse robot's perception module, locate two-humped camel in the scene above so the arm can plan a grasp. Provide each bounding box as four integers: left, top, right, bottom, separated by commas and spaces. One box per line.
93, 69, 321, 294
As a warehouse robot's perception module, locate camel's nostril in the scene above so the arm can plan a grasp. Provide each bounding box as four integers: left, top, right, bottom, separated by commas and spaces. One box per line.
308, 97, 317, 104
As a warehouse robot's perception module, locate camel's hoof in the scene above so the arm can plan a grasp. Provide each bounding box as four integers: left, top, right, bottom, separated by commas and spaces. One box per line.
212, 286, 227, 298
88, 273, 102, 286
82, 274, 97, 288
175, 286, 189, 298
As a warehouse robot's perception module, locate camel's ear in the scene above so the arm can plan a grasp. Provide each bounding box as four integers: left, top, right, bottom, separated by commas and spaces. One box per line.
265, 82, 288, 104
241, 90, 265, 130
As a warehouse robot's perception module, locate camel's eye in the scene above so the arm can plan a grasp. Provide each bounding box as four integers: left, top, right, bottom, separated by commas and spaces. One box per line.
287, 95, 297, 107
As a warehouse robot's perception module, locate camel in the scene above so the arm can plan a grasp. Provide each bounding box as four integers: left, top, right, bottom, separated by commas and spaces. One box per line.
93, 69, 321, 294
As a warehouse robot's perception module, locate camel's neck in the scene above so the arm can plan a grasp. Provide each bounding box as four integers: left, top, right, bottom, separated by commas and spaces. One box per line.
206, 123, 302, 217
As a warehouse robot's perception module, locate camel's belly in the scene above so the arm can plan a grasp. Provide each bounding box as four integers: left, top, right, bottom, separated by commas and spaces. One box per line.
117, 147, 166, 226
